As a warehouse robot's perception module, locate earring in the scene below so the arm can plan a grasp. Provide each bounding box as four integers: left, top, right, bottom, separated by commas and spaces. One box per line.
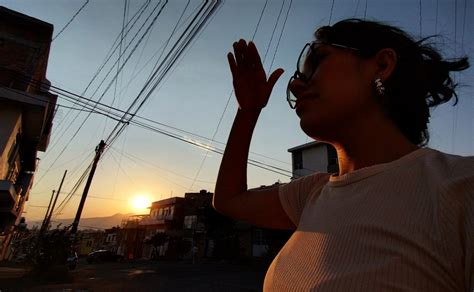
374, 78, 386, 96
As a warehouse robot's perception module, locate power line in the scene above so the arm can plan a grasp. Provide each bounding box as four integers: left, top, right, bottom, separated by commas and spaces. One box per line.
354, 0, 361, 17
47, 0, 154, 154
5, 71, 290, 167
329, 0, 335, 25
105, 0, 220, 147
53, 0, 90, 41
435, 0, 439, 33
419, 0, 422, 38
269, 0, 293, 72
189, 0, 272, 190
51, 0, 224, 218
364, 0, 368, 19
262, 0, 286, 65
37, 1, 167, 186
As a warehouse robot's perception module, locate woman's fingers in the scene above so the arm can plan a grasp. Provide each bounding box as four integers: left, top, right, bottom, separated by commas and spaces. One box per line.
227, 52, 238, 79
233, 39, 247, 68
247, 41, 264, 71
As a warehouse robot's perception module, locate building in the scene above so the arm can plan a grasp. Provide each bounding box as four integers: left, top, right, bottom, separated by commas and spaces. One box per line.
0, 7, 56, 260
76, 230, 105, 256
288, 141, 338, 178
117, 215, 147, 260
140, 197, 189, 259
102, 226, 121, 253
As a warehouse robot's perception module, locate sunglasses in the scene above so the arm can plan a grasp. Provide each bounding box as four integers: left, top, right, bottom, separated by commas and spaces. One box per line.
286, 41, 359, 109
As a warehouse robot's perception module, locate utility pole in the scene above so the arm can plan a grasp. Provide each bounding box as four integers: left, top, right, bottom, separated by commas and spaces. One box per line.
44, 170, 67, 231
71, 140, 106, 234
40, 190, 55, 231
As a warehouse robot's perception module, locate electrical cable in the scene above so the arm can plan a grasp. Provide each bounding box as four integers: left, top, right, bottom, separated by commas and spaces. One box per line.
269, 0, 293, 72
45, 0, 152, 156
48, 0, 154, 150
105, 0, 214, 146
251, 0, 268, 40
262, 0, 286, 65
52, 0, 90, 41
3, 71, 291, 169
189, 0, 285, 190
354, 0, 361, 17
51, 0, 218, 218
37, 1, 167, 186
108, 147, 192, 190
435, 0, 439, 34
329, 0, 335, 25
419, 0, 422, 38
364, 0, 368, 19
452, 0, 458, 152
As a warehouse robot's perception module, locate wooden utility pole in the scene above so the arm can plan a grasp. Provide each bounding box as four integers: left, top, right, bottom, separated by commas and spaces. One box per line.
44, 170, 67, 231
40, 190, 55, 231
71, 140, 106, 234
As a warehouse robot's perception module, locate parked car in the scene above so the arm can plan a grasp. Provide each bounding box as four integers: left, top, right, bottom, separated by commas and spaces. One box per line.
87, 250, 122, 263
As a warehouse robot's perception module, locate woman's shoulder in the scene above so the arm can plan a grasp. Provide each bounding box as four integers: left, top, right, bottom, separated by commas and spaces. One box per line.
423, 147, 474, 176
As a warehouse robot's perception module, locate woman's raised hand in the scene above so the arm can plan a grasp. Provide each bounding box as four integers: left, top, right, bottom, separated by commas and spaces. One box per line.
227, 39, 284, 111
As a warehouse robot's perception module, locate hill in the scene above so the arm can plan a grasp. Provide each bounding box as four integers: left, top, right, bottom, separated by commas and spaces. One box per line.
28, 213, 134, 230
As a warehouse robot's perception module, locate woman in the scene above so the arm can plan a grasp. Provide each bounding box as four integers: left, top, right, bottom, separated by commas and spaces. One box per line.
214, 19, 473, 291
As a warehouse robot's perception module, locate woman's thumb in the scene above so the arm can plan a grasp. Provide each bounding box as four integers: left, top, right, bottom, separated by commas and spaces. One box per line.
268, 68, 284, 89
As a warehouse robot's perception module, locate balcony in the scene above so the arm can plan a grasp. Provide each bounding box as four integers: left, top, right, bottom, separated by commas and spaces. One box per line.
0, 180, 17, 206
0, 180, 21, 230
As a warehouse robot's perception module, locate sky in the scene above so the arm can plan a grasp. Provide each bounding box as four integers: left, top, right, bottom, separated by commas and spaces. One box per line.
2, 0, 473, 224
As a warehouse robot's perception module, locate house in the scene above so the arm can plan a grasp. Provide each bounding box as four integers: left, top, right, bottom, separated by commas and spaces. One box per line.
76, 230, 105, 256
117, 215, 147, 260
288, 141, 338, 178
102, 226, 121, 253
0, 6, 56, 260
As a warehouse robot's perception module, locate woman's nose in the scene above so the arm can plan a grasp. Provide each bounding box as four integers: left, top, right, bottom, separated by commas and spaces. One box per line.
288, 78, 307, 98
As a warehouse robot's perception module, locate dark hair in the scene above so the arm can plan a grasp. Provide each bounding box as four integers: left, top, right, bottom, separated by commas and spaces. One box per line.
315, 19, 469, 146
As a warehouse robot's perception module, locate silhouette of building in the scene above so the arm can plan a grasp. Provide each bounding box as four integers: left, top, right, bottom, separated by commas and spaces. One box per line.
0, 6, 56, 260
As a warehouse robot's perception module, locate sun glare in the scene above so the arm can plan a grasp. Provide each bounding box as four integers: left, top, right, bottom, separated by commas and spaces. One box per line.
131, 195, 151, 212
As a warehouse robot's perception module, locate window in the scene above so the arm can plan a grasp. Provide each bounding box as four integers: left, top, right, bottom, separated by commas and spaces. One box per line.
292, 151, 303, 170
253, 229, 266, 245
6, 133, 21, 183
183, 215, 197, 229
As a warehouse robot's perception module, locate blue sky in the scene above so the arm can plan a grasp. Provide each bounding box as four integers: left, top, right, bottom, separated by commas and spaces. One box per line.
2, 0, 473, 222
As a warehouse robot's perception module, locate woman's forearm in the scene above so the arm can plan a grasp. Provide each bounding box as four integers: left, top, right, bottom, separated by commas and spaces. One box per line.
213, 108, 261, 209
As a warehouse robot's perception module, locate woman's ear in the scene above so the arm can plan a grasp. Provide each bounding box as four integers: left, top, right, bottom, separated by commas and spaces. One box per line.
374, 48, 397, 80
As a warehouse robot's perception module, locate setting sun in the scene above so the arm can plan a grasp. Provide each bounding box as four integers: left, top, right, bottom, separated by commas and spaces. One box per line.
130, 195, 151, 212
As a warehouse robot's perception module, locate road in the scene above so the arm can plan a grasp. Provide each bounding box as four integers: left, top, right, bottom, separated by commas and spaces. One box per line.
0, 259, 268, 291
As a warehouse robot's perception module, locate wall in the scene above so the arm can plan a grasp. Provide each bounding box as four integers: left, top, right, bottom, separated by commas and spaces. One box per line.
293, 144, 328, 178
0, 105, 21, 180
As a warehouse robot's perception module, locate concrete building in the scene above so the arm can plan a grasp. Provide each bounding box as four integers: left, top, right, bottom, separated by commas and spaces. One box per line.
288, 141, 338, 178
0, 7, 56, 260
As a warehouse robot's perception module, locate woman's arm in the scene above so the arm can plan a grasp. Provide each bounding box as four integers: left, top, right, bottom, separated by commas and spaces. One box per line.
213, 39, 294, 230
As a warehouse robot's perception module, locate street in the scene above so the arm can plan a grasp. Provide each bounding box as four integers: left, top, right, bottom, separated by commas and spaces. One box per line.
0, 259, 268, 291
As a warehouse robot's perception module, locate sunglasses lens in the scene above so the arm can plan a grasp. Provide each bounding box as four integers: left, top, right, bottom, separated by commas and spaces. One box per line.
287, 77, 297, 109
298, 45, 313, 78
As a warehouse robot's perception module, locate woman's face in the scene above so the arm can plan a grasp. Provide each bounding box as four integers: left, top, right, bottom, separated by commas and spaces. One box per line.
288, 42, 379, 141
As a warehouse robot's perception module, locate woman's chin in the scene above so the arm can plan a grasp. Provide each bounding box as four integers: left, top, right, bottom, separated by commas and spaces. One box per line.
299, 117, 336, 141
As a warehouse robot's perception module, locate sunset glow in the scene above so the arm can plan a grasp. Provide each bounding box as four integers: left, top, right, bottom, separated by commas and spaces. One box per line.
130, 195, 151, 212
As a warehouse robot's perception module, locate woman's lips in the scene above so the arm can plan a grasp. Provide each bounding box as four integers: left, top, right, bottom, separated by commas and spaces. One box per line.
295, 93, 318, 114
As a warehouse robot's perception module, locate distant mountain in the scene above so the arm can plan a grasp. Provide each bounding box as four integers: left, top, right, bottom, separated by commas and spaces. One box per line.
28, 213, 134, 230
